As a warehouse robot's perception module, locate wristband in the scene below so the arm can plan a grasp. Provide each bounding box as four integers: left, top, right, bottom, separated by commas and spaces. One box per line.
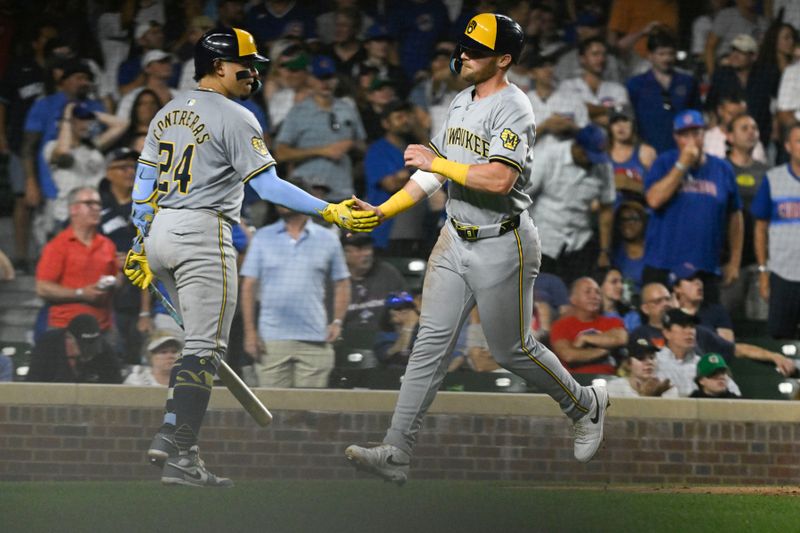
378, 189, 416, 219
758, 265, 768, 273
430, 157, 469, 186
674, 161, 688, 172
410, 169, 443, 197
139, 312, 151, 318
75, 288, 84, 298
331, 319, 342, 326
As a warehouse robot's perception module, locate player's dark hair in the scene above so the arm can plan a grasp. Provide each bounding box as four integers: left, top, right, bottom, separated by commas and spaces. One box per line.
578, 36, 606, 57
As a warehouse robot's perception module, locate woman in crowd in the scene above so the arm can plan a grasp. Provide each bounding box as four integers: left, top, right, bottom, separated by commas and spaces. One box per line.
754, 21, 798, 150
611, 201, 647, 292
114, 88, 163, 153
594, 266, 641, 332
123, 331, 181, 386
607, 106, 655, 205
606, 338, 679, 398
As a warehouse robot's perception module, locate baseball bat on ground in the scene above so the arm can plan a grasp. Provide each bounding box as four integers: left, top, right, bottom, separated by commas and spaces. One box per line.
148, 284, 273, 427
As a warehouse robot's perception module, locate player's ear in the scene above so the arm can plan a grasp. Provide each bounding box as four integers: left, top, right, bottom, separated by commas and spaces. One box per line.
213, 58, 226, 78
497, 54, 512, 70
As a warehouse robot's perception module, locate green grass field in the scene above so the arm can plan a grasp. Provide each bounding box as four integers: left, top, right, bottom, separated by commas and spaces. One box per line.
2, 480, 799, 533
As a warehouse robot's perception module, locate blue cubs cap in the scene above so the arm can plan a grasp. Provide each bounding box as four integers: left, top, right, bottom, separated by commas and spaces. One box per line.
311, 55, 336, 78
575, 125, 609, 164
673, 110, 706, 132
669, 262, 701, 287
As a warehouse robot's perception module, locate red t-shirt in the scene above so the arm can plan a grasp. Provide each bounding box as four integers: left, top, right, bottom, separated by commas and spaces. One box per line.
550, 315, 625, 374
36, 226, 118, 330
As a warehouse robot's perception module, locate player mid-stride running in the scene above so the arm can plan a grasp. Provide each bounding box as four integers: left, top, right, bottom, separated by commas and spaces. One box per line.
345, 13, 609, 485
123, 27, 378, 487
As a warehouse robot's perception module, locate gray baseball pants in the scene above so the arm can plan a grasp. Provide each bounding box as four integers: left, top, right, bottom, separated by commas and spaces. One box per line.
145, 208, 238, 361
384, 212, 594, 455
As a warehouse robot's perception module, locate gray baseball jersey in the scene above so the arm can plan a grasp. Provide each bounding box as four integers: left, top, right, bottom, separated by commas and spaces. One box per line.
140, 89, 275, 223
429, 83, 535, 225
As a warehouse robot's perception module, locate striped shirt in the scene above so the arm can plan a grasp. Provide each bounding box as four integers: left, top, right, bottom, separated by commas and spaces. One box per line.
528, 140, 615, 257
240, 220, 349, 342
751, 163, 800, 281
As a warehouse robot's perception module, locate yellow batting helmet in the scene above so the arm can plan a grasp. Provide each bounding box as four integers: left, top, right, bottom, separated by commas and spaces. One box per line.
451, 13, 525, 74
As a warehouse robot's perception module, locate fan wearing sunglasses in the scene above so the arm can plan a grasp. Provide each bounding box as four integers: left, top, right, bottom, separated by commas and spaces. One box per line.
275, 55, 367, 201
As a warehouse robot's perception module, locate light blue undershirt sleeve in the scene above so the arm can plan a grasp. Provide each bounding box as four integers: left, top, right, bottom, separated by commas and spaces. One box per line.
247, 166, 328, 216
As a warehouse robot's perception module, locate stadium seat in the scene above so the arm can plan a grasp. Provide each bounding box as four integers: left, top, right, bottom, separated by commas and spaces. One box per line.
335, 326, 379, 369
0, 341, 32, 381
381, 256, 427, 290
568, 373, 616, 387
727, 356, 790, 400
442, 371, 528, 393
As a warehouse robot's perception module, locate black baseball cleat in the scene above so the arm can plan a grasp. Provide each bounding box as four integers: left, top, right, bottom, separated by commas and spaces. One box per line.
147, 430, 178, 468
161, 445, 234, 488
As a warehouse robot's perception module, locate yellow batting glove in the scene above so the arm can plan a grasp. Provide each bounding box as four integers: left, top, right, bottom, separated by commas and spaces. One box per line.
124, 248, 154, 290
319, 199, 380, 232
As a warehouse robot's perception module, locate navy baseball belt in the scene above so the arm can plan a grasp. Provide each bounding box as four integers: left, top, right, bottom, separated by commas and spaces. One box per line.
450, 214, 521, 241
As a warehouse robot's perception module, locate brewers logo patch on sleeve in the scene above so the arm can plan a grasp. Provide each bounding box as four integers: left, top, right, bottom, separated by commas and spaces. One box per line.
251, 136, 268, 156
500, 128, 520, 150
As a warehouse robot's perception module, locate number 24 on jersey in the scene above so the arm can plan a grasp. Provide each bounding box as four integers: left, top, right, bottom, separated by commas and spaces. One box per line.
157, 141, 195, 195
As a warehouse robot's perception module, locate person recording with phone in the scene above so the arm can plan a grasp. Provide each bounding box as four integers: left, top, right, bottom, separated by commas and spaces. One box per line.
37, 101, 128, 244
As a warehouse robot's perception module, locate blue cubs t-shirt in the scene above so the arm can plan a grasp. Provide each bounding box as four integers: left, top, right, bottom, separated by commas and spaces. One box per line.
643, 150, 742, 274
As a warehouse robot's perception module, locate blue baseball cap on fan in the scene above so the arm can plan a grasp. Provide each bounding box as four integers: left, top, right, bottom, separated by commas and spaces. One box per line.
311, 55, 336, 79
673, 110, 706, 132
575, 125, 609, 164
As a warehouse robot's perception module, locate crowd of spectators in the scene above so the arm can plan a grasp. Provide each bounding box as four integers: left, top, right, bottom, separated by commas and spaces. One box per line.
0, 0, 799, 397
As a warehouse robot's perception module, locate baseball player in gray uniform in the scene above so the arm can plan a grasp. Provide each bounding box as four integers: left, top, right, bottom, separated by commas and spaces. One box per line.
345, 14, 609, 485
123, 27, 377, 487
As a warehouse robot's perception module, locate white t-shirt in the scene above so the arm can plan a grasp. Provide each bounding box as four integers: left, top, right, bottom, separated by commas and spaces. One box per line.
778, 62, 800, 119
606, 376, 680, 398
123, 365, 165, 386
558, 76, 629, 109
43, 140, 105, 223
178, 58, 196, 91
97, 12, 130, 100
527, 87, 589, 148
703, 126, 766, 163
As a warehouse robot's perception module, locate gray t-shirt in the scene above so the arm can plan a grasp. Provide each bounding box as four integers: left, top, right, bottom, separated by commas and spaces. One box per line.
276, 97, 366, 201
429, 83, 535, 225
140, 89, 275, 223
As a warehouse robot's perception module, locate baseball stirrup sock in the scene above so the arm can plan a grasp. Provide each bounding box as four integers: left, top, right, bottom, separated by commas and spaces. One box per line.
172, 355, 216, 450
161, 362, 182, 428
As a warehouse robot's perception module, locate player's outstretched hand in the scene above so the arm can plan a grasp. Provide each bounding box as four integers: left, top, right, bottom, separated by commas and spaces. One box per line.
320, 198, 380, 232
124, 248, 154, 290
